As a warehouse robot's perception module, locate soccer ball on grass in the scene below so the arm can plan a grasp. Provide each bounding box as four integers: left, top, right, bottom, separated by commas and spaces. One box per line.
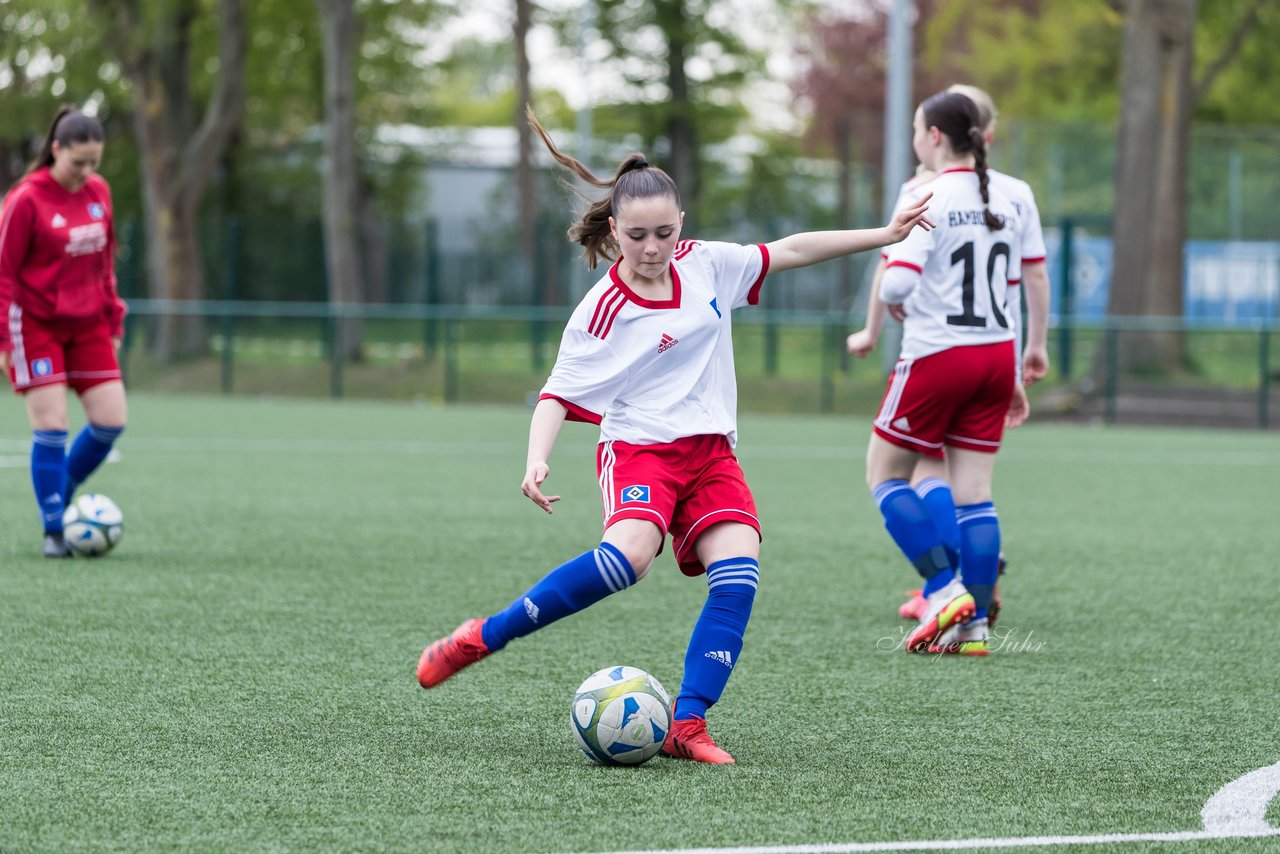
570, 665, 671, 766
63, 493, 124, 557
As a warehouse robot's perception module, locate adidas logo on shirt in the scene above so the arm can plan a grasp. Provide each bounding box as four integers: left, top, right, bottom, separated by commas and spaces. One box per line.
892, 416, 912, 432
657, 333, 678, 353
51, 214, 66, 228
703, 650, 734, 668
523, 596, 540, 624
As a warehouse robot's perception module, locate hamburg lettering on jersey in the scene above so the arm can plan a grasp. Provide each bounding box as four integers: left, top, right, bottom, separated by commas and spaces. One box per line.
947, 210, 1006, 227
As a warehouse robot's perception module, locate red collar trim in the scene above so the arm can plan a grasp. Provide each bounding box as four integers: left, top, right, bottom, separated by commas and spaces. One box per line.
608, 260, 681, 309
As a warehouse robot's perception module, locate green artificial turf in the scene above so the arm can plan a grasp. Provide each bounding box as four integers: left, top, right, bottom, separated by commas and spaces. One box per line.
1, 395, 1277, 852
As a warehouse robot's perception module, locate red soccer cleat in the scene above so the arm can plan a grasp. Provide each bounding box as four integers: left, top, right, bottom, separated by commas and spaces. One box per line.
662, 712, 735, 765
898, 589, 927, 621
416, 618, 491, 688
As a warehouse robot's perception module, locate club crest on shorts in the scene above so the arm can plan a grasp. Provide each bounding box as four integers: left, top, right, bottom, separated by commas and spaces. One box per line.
620, 484, 650, 503
32, 358, 53, 377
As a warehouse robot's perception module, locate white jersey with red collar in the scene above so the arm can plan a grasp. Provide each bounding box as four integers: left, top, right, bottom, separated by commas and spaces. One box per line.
540, 239, 769, 447
883, 168, 1023, 360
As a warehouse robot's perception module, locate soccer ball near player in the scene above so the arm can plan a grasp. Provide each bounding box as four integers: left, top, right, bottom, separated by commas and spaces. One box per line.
63, 493, 124, 557
570, 665, 672, 766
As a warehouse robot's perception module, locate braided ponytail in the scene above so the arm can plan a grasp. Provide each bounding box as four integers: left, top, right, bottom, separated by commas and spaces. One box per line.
969, 127, 1003, 231
527, 107, 681, 269
920, 91, 1004, 232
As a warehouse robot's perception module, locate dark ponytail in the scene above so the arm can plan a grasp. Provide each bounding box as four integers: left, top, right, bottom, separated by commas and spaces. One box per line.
26, 106, 105, 176
526, 106, 681, 269
921, 91, 1003, 231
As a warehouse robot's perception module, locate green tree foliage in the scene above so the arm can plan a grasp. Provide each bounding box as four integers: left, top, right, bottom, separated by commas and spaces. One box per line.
919, 0, 1280, 124
1193, 0, 1280, 124
922, 0, 1125, 121
0, 1, 134, 196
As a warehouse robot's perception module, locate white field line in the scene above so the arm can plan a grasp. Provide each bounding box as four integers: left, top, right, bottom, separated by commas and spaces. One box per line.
579, 761, 1280, 854
0, 437, 1278, 467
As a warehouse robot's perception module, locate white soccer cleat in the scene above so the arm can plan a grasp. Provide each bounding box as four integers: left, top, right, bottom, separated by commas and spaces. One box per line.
905, 577, 975, 653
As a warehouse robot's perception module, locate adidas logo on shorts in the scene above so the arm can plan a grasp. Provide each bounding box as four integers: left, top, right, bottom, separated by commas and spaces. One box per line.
892, 416, 912, 432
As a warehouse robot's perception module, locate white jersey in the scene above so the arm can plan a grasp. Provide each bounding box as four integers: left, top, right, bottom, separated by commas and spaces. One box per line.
884, 168, 1045, 264
883, 168, 1022, 360
540, 239, 769, 447
988, 169, 1046, 380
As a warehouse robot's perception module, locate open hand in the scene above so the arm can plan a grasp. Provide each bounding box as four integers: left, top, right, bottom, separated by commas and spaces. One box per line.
885, 192, 935, 243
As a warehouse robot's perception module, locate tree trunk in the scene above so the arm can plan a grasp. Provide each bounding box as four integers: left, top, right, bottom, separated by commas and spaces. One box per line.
659, 0, 697, 217
317, 0, 364, 361
1108, 0, 1195, 374
514, 0, 537, 303
92, 0, 246, 361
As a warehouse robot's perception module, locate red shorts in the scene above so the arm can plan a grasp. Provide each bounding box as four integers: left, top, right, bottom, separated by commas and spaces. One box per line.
6, 307, 121, 394
596, 434, 761, 577
873, 340, 1016, 458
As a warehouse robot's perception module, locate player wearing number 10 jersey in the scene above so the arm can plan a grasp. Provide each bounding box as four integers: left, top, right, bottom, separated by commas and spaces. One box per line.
864, 90, 1024, 656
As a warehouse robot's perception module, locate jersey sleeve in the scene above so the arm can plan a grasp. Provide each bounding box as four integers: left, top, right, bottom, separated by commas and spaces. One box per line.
880, 177, 928, 259
881, 210, 935, 303
100, 186, 127, 339
697, 241, 769, 310
538, 326, 630, 424
1018, 184, 1047, 263
0, 186, 34, 352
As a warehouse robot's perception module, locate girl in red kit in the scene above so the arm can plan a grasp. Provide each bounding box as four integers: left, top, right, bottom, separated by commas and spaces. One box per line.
0, 107, 128, 557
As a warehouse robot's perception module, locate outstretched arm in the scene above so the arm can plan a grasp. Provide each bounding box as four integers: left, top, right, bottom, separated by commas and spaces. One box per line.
765, 193, 933, 275
522, 397, 569, 514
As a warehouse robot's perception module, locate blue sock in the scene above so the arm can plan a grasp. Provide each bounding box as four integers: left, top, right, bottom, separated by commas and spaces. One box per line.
65, 423, 125, 501
480, 542, 636, 652
31, 430, 68, 533
957, 502, 1001, 619
915, 477, 961, 578
674, 557, 759, 721
873, 480, 951, 585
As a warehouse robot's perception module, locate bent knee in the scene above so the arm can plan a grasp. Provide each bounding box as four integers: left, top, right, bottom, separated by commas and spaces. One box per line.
614, 546, 656, 581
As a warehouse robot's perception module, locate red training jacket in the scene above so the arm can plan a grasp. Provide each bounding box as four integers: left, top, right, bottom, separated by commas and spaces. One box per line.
0, 168, 127, 352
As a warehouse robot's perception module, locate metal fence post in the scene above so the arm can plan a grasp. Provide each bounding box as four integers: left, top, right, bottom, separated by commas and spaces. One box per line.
820, 323, 835, 413
327, 309, 343, 399
1058, 218, 1074, 379
1104, 324, 1118, 424
424, 220, 440, 362
1259, 327, 1271, 429
444, 318, 460, 403
221, 217, 240, 395
531, 218, 549, 374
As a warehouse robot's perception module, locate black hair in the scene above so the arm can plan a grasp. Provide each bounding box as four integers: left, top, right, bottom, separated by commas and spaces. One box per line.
920, 91, 1003, 231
